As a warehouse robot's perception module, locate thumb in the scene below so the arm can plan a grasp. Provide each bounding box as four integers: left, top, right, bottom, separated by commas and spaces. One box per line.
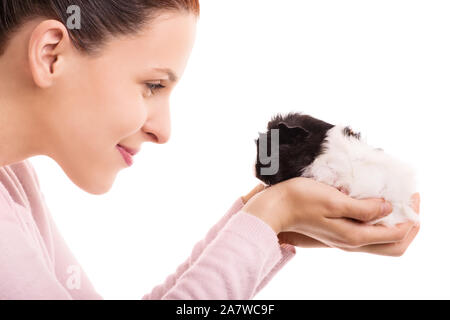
410, 192, 420, 214
342, 197, 393, 222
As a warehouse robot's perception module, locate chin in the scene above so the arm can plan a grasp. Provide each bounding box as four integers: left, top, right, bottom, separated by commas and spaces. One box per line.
82, 182, 113, 195
77, 172, 116, 195
56, 158, 116, 195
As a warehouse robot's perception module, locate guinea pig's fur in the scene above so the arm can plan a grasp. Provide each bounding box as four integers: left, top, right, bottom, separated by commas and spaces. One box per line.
254, 112, 419, 227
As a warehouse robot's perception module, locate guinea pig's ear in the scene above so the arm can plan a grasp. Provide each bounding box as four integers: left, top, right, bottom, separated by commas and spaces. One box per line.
343, 126, 361, 140
277, 122, 310, 145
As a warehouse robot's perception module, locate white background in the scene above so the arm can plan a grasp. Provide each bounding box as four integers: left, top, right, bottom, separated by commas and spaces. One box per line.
30, 0, 449, 299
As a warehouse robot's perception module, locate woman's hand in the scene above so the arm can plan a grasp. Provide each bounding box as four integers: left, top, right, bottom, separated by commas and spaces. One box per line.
242, 177, 419, 253
241, 183, 266, 205
242, 183, 333, 248
278, 193, 420, 256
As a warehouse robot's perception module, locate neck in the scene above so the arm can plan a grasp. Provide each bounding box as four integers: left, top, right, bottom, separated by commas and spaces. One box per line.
0, 71, 44, 168
0, 27, 53, 168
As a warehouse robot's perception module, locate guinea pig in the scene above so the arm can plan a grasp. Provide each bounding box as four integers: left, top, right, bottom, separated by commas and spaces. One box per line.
254, 112, 419, 227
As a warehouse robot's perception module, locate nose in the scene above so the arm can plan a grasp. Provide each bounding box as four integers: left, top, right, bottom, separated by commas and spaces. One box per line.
143, 104, 171, 144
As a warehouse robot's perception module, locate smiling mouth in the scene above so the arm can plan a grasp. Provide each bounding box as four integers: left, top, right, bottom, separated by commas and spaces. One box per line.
116, 145, 134, 166
117, 144, 139, 156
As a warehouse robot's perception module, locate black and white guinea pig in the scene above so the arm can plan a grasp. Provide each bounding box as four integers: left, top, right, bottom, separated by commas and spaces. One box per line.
254, 112, 419, 227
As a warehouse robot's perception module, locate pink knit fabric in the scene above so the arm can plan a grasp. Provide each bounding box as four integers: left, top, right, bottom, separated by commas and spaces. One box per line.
0, 160, 296, 299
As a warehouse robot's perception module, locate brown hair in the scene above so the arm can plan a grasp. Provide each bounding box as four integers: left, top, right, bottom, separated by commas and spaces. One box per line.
0, 0, 200, 55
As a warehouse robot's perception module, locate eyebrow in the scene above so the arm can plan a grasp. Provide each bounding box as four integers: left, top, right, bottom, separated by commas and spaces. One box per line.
152, 67, 178, 83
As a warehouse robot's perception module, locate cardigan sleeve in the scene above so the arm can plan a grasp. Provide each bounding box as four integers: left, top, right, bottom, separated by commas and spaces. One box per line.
2, 160, 296, 300
142, 197, 296, 300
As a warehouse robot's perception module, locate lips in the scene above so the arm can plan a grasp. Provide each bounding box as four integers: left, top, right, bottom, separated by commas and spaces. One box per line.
117, 144, 139, 156
116, 145, 134, 166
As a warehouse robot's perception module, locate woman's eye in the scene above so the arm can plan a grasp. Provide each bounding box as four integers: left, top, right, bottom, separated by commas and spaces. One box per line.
145, 83, 166, 95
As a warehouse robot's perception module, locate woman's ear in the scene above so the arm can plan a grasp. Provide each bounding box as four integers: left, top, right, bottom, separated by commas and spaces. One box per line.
28, 19, 70, 88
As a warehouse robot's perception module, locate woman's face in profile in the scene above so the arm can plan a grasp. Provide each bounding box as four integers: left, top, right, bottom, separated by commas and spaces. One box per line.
35, 11, 197, 194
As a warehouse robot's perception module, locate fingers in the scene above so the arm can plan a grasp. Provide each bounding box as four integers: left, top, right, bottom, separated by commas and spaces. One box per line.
343, 222, 420, 256
241, 183, 266, 204
336, 196, 393, 222
410, 192, 420, 214
325, 191, 421, 253
357, 220, 416, 247
328, 217, 416, 248
334, 192, 420, 222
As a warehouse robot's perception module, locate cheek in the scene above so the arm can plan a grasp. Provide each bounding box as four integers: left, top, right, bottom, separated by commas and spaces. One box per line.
50, 67, 147, 171
97, 83, 146, 140
77, 70, 147, 145
52, 78, 147, 194
44, 56, 150, 194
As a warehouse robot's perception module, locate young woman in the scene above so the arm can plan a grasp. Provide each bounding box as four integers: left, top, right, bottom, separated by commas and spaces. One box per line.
0, 0, 420, 299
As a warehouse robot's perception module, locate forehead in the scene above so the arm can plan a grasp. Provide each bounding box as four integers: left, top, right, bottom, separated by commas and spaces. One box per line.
135, 12, 196, 60
98, 11, 197, 75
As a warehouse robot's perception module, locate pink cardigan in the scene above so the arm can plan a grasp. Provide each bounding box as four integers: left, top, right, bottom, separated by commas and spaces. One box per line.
0, 160, 296, 299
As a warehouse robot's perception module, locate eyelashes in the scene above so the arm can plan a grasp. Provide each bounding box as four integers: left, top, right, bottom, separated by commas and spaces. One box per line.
145, 83, 166, 96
